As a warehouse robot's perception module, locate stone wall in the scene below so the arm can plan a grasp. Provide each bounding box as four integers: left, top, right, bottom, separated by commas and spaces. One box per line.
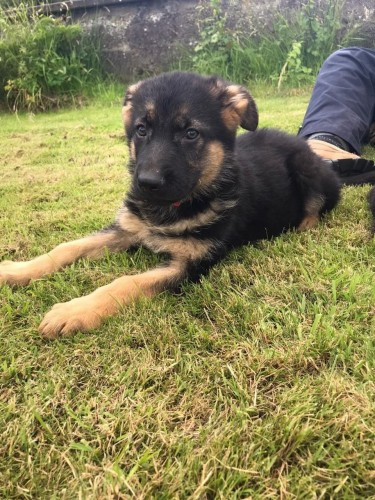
61, 0, 375, 81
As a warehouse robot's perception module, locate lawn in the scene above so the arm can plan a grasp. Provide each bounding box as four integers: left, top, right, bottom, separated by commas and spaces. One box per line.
0, 89, 374, 499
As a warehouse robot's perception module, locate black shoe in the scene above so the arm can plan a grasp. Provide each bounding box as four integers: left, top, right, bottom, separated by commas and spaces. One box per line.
325, 158, 375, 185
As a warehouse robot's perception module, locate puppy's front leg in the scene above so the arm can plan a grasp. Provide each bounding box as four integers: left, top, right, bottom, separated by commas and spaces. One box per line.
39, 260, 187, 338
0, 226, 133, 286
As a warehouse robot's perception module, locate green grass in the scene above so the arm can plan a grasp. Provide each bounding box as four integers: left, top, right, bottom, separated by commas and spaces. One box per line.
1, 90, 375, 499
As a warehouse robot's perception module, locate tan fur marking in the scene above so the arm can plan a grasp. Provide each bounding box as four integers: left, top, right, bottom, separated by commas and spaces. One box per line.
226, 85, 242, 98
298, 196, 325, 231
146, 236, 212, 261
127, 82, 141, 95
177, 105, 190, 116
145, 101, 156, 121
116, 207, 150, 239
174, 106, 190, 127
226, 85, 239, 96
151, 199, 235, 235
116, 207, 214, 259
0, 232, 132, 286
221, 88, 249, 131
122, 103, 133, 129
221, 107, 240, 131
130, 141, 136, 160
220, 85, 257, 131
122, 82, 142, 128
298, 215, 320, 231
208, 81, 254, 130
232, 96, 249, 114
197, 141, 225, 190
38, 260, 187, 338
152, 202, 223, 234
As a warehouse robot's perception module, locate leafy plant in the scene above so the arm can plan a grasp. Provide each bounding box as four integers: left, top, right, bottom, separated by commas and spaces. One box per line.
299, 0, 345, 70
277, 42, 313, 90
186, 0, 356, 89
0, 2, 103, 111
192, 0, 234, 79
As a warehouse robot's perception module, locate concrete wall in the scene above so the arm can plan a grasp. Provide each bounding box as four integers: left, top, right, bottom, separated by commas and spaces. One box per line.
60, 0, 375, 81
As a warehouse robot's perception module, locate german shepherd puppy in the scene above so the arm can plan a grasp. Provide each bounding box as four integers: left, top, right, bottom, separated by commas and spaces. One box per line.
0, 72, 340, 338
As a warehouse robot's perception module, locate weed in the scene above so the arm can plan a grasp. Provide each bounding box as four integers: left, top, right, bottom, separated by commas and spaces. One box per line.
187, 0, 361, 88
277, 41, 313, 90
0, 2, 103, 111
192, 0, 234, 79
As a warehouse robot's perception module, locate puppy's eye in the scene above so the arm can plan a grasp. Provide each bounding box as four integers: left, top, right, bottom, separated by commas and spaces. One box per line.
136, 124, 147, 137
185, 128, 199, 140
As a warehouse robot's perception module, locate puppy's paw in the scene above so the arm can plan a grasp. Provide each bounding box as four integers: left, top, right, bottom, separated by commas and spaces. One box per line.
39, 297, 103, 339
0, 260, 35, 286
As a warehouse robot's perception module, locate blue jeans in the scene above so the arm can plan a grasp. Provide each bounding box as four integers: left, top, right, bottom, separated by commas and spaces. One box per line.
298, 47, 375, 154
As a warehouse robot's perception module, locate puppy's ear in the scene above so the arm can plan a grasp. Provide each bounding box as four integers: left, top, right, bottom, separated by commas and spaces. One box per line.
209, 78, 258, 131
122, 81, 141, 130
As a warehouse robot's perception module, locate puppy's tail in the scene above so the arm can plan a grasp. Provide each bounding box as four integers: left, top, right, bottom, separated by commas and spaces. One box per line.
326, 159, 375, 235
327, 158, 375, 186
368, 186, 375, 236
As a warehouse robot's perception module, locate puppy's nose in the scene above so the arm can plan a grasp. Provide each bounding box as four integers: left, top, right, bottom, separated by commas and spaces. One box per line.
137, 171, 165, 191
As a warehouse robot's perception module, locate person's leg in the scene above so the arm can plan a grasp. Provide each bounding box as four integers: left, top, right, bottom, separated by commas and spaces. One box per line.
299, 47, 375, 157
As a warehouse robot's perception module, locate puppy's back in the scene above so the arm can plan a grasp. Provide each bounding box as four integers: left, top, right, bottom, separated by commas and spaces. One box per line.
232, 128, 340, 241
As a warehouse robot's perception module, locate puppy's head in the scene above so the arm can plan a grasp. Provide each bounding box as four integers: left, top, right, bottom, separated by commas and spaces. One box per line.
122, 72, 258, 204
